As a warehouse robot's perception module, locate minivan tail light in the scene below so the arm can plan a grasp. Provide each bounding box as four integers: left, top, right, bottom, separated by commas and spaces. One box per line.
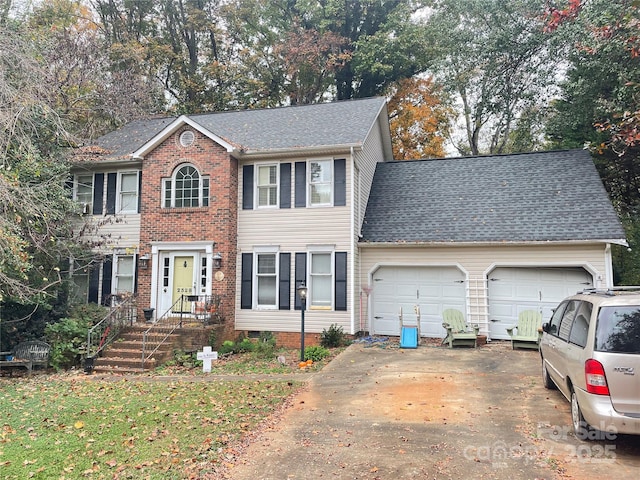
585, 359, 610, 395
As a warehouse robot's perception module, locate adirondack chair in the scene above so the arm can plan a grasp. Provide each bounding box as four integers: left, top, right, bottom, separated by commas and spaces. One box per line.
441, 309, 479, 348
506, 310, 543, 350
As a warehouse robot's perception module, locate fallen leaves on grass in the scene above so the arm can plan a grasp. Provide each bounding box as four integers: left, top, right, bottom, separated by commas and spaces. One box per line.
0, 375, 301, 479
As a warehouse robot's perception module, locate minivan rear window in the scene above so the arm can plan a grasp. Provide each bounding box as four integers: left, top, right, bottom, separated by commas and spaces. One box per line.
595, 306, 640, 353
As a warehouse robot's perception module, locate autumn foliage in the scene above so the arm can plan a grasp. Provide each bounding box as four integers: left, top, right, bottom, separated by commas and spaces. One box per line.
387, 77, 452, 160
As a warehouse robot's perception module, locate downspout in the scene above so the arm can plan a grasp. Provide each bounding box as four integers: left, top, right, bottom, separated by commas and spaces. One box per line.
605, 243, 614, 288
350, 146, 356, 335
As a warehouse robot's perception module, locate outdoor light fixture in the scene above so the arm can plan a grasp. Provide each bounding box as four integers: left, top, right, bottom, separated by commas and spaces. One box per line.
139, 254, 150, 270
212, 252, 222, 269
297, 282, 308, 362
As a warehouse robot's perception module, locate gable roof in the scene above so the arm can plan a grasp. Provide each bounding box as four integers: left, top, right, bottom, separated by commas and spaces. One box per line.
360, 150, 626, 245
76, 97, 391, 163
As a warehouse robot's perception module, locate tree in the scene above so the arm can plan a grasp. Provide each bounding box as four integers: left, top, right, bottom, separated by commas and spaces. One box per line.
0, 24, 86, 304
543, 0, 640, 284
423, 0, 562, 156
387, 77, 452, 159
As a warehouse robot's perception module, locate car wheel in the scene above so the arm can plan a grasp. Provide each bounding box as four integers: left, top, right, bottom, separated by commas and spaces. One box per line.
571, 390, 590, 440
541, 359, 556, 390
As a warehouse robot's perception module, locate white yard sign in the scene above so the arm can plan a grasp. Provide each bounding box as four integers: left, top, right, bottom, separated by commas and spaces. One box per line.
196, 346, 218, 373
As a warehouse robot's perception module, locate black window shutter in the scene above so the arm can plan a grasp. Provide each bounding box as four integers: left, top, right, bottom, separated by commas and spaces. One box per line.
280, 163, 291, 208
335, 252, 347, 311
101, 258, 113, 306
93, 173, 104, 215
106, 173, 117, 214
88, 265, 100, 304
134, 254, 139, 293
242, 165, 254, 210
334, 159, 346, 207
279, 253, 291, 310
241, 253, 253, 309
294, 162, 306, 208
294, 252, 307, 310
137, 171, 142, 213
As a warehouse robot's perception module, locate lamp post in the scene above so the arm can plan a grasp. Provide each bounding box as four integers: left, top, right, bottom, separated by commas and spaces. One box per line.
297, 282, 308, 362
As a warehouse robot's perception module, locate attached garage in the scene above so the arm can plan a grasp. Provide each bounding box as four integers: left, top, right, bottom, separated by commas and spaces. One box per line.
487, 267, 594, 339
359, 150, 627, 341
370, 266, 466, 337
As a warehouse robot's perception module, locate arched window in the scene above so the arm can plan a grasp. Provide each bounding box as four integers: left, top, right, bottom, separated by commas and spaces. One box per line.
163, 164, 209, 208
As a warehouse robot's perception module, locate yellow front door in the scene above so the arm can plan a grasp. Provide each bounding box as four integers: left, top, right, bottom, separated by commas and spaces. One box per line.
172, 256, 195, 312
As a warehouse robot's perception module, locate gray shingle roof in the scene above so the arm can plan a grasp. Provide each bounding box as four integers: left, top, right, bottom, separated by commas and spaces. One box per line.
190, 97, 387, 152
94, 117, 175, 159
87, 97, 387, 159
360, 150, 626, 244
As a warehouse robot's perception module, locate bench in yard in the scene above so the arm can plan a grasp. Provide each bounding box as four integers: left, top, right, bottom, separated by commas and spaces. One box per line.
0, 340, 51, 376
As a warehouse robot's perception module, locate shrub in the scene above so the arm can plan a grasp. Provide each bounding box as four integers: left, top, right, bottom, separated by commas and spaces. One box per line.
320, 323, 348, 348
253, 331, 277, 359
44, 317, 92, 371
219, 340, 236, 355
304, 345, 330, 362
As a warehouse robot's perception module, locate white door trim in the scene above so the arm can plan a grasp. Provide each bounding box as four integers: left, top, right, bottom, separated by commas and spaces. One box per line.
150, 242, 215, 315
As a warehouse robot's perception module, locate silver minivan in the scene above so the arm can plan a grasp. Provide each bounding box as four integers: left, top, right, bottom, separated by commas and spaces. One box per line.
540, 288, 640, 438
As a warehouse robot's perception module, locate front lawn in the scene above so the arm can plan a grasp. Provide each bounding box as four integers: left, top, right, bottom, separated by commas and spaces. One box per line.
0, 366, 302, 479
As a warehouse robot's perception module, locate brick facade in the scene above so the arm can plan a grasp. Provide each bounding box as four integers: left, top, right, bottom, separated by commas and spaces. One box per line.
137, 128, 238, 335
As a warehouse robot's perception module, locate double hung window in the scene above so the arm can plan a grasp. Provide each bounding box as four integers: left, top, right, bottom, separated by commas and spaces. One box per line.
257, 165, 278, 207
309, 252, 332, 309
118, 172, 139, 213
256, 253, 278, 308
75, 174, 93, 211
115, 255, 135, 294
309, 160, 332, 206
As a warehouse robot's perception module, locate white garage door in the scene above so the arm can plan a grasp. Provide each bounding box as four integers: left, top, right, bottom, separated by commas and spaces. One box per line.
488, 267, 593, 340
371, 266, 466, 337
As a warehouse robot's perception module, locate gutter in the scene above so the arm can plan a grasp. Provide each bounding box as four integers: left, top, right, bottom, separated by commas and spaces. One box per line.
358, 239, 629, 248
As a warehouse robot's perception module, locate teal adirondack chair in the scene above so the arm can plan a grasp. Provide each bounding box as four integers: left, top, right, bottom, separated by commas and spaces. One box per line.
506, 310, 543, 350
442, 309, 479, 348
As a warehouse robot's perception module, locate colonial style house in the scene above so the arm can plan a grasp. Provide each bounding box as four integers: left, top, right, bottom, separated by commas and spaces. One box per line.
71, 97, 626, 345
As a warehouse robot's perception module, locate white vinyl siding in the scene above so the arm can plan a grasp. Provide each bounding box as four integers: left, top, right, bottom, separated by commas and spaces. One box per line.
237, 156, 352, 334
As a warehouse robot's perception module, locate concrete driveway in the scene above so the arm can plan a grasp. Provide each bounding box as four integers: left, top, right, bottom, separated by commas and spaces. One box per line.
220, 340, 640, 479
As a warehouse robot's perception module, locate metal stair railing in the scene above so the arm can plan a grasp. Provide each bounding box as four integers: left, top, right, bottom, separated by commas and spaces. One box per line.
141, 294, 223, 369
84, 294, 137, 373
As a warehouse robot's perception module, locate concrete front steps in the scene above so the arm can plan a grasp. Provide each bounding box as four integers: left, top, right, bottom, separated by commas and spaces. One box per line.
91, 323, 219, 374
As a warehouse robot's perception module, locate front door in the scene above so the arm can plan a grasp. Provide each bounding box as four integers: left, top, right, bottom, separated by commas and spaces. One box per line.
158, 253, 198, 315
172, 255, 195, 313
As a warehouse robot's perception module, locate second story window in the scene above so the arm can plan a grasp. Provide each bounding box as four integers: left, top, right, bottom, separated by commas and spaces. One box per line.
309, 160, 332, 206
257, 165, 278, 207
118, 172, 139, 213
163, 164, 209, 208
75, 174, 93, 211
